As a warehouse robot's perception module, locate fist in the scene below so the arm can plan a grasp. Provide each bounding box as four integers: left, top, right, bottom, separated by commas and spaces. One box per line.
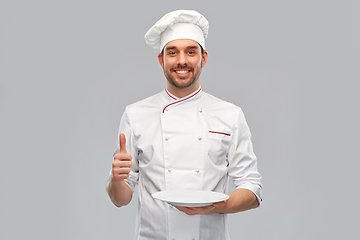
112, 133, 132, 181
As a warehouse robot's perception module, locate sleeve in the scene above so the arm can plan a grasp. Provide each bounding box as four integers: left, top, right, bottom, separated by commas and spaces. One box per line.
228, 108, 263, 206
111, 106, 139, 192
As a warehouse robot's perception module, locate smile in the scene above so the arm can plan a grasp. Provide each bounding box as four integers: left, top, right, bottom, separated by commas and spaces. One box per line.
175, 70, 190, 74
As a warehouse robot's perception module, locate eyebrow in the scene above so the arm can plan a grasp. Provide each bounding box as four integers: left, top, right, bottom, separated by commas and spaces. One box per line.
164, 45, 199, 51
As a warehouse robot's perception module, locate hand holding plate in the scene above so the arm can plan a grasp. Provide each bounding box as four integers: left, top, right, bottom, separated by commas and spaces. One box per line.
174, 201, 226, 215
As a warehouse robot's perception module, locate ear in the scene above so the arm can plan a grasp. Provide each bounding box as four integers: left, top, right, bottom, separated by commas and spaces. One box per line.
201, 50, 208, 68
158, 53, 164, 69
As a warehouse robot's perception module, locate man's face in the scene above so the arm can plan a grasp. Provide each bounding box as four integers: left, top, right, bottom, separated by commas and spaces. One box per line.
158, 39, 208, 92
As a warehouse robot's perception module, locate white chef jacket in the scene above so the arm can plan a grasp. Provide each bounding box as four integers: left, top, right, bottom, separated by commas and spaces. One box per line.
113, 87, 262, 240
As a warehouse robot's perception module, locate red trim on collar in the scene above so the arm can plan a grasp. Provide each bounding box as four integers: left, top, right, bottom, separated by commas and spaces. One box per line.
165, 88, 177, 100
162, 88, 202, 113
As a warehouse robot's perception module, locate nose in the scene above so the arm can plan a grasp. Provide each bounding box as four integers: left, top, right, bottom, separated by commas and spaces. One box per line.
177, 52, 187, 66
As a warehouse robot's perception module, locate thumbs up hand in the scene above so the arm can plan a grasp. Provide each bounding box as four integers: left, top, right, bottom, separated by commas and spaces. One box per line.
112, 133, 132, 181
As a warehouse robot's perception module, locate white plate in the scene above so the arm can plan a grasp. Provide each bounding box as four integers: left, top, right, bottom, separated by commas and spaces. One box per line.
152, 190, 229, 207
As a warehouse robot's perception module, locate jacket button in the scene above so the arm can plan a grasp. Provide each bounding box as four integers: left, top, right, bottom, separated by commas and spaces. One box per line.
168, 169, 172, 172
198, 137, 202, 141
165, 138, 169, 141
196, 169, 200, 173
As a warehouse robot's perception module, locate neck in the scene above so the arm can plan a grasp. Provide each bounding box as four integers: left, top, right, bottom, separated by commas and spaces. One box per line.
166, 83, 200, 98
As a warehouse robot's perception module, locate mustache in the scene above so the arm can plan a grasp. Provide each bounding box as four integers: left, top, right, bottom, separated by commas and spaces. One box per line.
171, 64, 193, 70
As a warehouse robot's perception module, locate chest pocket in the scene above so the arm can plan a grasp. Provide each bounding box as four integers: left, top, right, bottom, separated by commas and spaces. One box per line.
207, 130, 232, 167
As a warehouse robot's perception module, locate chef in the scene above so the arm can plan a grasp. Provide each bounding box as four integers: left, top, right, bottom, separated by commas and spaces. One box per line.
106, 10, 262, 240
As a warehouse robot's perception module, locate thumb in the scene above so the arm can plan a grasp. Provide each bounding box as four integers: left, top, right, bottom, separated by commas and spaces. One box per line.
119, 133, 128, 153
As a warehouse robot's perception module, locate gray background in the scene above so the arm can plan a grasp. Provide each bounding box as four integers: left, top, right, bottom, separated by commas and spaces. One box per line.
1, 0, 359, 239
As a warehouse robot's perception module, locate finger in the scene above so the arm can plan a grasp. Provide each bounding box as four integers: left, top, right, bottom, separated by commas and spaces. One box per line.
114, 151, 132, 161
213, 201, 226, 207
119, 133, 127, 153
113, 167, 131, 175
113, 173, 130, 181
174, 206, 196, 215
112, 159, 132, 168
206, 206, 216, 211
112, 168, 131, 181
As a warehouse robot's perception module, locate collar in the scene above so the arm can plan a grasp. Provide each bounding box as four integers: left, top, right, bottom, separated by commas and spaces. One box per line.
162, 87, 202, 113
165, 88, 179, 101
164, 86, 202, 101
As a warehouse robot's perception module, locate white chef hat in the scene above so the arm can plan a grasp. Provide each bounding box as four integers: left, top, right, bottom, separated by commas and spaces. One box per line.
144, 10, 209, 52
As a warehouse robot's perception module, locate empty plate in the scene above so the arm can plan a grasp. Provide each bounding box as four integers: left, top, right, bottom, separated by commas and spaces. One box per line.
152, 190, 229, 207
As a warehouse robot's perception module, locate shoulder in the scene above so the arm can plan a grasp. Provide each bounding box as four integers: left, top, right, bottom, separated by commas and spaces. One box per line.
123, 91, 164, 122
126, 91, 164, 111
201, 92, 243, 113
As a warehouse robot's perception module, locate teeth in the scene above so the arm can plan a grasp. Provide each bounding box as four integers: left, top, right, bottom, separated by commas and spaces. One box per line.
176, 70, 189, 74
